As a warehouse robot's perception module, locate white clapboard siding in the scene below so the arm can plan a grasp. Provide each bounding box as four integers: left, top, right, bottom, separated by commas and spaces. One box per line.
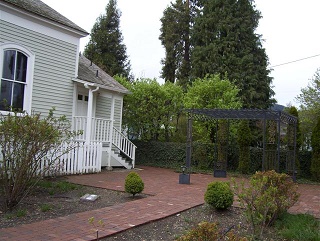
114, 98, 123, 130
0, 20, 77, 120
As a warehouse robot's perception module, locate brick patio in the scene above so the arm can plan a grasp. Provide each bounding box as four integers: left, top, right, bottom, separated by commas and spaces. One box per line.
0, 166, 319, 240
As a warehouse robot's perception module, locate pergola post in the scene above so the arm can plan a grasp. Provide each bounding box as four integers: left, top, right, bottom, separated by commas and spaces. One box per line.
277, 117, 281, 172
179, 115, 192, 184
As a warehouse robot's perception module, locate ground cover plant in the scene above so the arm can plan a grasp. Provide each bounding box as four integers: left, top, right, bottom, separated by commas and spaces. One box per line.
275, 212, 320, 241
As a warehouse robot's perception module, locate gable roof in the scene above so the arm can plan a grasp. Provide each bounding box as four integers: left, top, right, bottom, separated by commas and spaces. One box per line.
1, 0, 88, 35
77, 55, 129, 94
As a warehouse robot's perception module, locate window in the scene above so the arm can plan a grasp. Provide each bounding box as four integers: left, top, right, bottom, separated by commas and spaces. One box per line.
0, 43, 34, 113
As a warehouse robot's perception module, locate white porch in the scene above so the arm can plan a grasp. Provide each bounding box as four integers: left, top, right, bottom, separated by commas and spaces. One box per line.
73, 55, 134, 170
72, 116, 136, 169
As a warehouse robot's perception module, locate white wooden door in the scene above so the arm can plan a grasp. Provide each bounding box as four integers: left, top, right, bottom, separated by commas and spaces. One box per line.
76, 93, 88, 116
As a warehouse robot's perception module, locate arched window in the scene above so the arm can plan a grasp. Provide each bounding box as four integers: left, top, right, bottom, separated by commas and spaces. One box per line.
0, 43, 34, 113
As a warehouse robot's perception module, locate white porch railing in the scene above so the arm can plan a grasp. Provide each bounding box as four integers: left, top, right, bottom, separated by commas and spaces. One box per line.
73, 116, 112, 142
73, 116, 136, 167
40, 141, 102, 176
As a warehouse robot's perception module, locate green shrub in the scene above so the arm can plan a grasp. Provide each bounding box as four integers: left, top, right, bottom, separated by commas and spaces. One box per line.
204, 181, 234, 210
176, 222, 247, 241
311, 117, 320, 181
233, 170, 300, 239
124, 172, 144, 197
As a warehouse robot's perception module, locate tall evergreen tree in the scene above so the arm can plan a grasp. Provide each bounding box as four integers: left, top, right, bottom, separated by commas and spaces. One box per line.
191, 0, 274, 108
159, 0, 199, 89
84, 0, 131, 79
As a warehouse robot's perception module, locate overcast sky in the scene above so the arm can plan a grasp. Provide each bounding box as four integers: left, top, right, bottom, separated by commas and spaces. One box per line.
42, 0, 320, 106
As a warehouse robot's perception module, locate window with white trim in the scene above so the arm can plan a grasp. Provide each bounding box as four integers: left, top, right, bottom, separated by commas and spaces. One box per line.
0, 43, 34, 113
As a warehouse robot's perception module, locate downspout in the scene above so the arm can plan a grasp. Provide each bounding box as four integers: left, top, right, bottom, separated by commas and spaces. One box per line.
84, 83, 99, 144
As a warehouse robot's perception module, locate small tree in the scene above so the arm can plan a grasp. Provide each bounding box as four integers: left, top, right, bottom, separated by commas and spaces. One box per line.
0, 109, 76, 211
125, 172, 144, 197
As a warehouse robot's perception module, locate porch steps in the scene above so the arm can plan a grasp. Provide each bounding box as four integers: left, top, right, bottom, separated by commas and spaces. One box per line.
111, 147, 133, 169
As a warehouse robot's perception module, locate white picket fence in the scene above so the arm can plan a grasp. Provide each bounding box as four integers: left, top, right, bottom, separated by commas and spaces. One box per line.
40, 141, 102, 176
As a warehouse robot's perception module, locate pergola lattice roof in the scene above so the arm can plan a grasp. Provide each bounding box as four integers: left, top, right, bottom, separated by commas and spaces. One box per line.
186, 109, 298, 125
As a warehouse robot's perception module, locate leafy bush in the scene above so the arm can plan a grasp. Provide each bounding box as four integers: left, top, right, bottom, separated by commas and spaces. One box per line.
176, 222, 247, 241
204, 181, 234, 210
311, 117, 320, 181
0, 109, 76, 211
124, 172, 144, 197
233, 170, 300, 239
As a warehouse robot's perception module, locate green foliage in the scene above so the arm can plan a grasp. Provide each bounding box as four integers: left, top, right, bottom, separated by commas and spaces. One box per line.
184, 75, 241, 110
88, 216, 105, 240
36, 180, 79, 195
184, 75, 241, 144
285, 106, 301, 173
176, 221, 247, 241
40, 204, 52, 212
297, 69, 320, 150
0, 109, 76, 211
204, 181, 233, 210
191, 1, 274, 108
159, 0, 196, 88
16, 209, 27, 217
311, 117, 320, 181
84, 0, 131, 79
275, 213, 320, 241
233, 170, 300, 239
237, 120, 251, 174
117, 78, 184, 141
124, 172, 144, 197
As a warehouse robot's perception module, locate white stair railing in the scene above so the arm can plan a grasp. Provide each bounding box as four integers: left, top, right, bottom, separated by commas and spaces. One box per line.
112, 127, 136, 168
73, 116, 136, 168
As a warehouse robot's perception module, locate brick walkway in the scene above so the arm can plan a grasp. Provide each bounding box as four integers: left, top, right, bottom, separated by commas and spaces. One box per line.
0, 166, 319, 240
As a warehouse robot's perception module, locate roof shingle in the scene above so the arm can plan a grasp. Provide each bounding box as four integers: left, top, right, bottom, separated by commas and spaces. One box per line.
1, 0, 88, 34
77, 55, 129, 94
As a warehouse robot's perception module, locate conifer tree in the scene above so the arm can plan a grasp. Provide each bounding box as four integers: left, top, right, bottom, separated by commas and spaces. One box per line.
159, 0, 198, 89
84, 0, 131, 79
191, 0, 274, 108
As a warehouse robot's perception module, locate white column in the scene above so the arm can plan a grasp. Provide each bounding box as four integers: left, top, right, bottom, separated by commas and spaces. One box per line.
85, 89, 94, 144
107, 95, 115, 169
84, 84, 99, 144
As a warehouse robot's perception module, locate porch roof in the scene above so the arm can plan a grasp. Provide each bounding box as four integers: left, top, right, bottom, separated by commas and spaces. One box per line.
76, 55, 130, 94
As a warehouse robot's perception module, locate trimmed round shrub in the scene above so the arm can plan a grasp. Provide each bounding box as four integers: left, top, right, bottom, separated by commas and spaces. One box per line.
204, 181, 234, 210
125, 172, 144, 197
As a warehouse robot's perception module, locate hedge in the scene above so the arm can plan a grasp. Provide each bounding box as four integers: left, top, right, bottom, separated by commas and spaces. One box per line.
133, 141, 312, 178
